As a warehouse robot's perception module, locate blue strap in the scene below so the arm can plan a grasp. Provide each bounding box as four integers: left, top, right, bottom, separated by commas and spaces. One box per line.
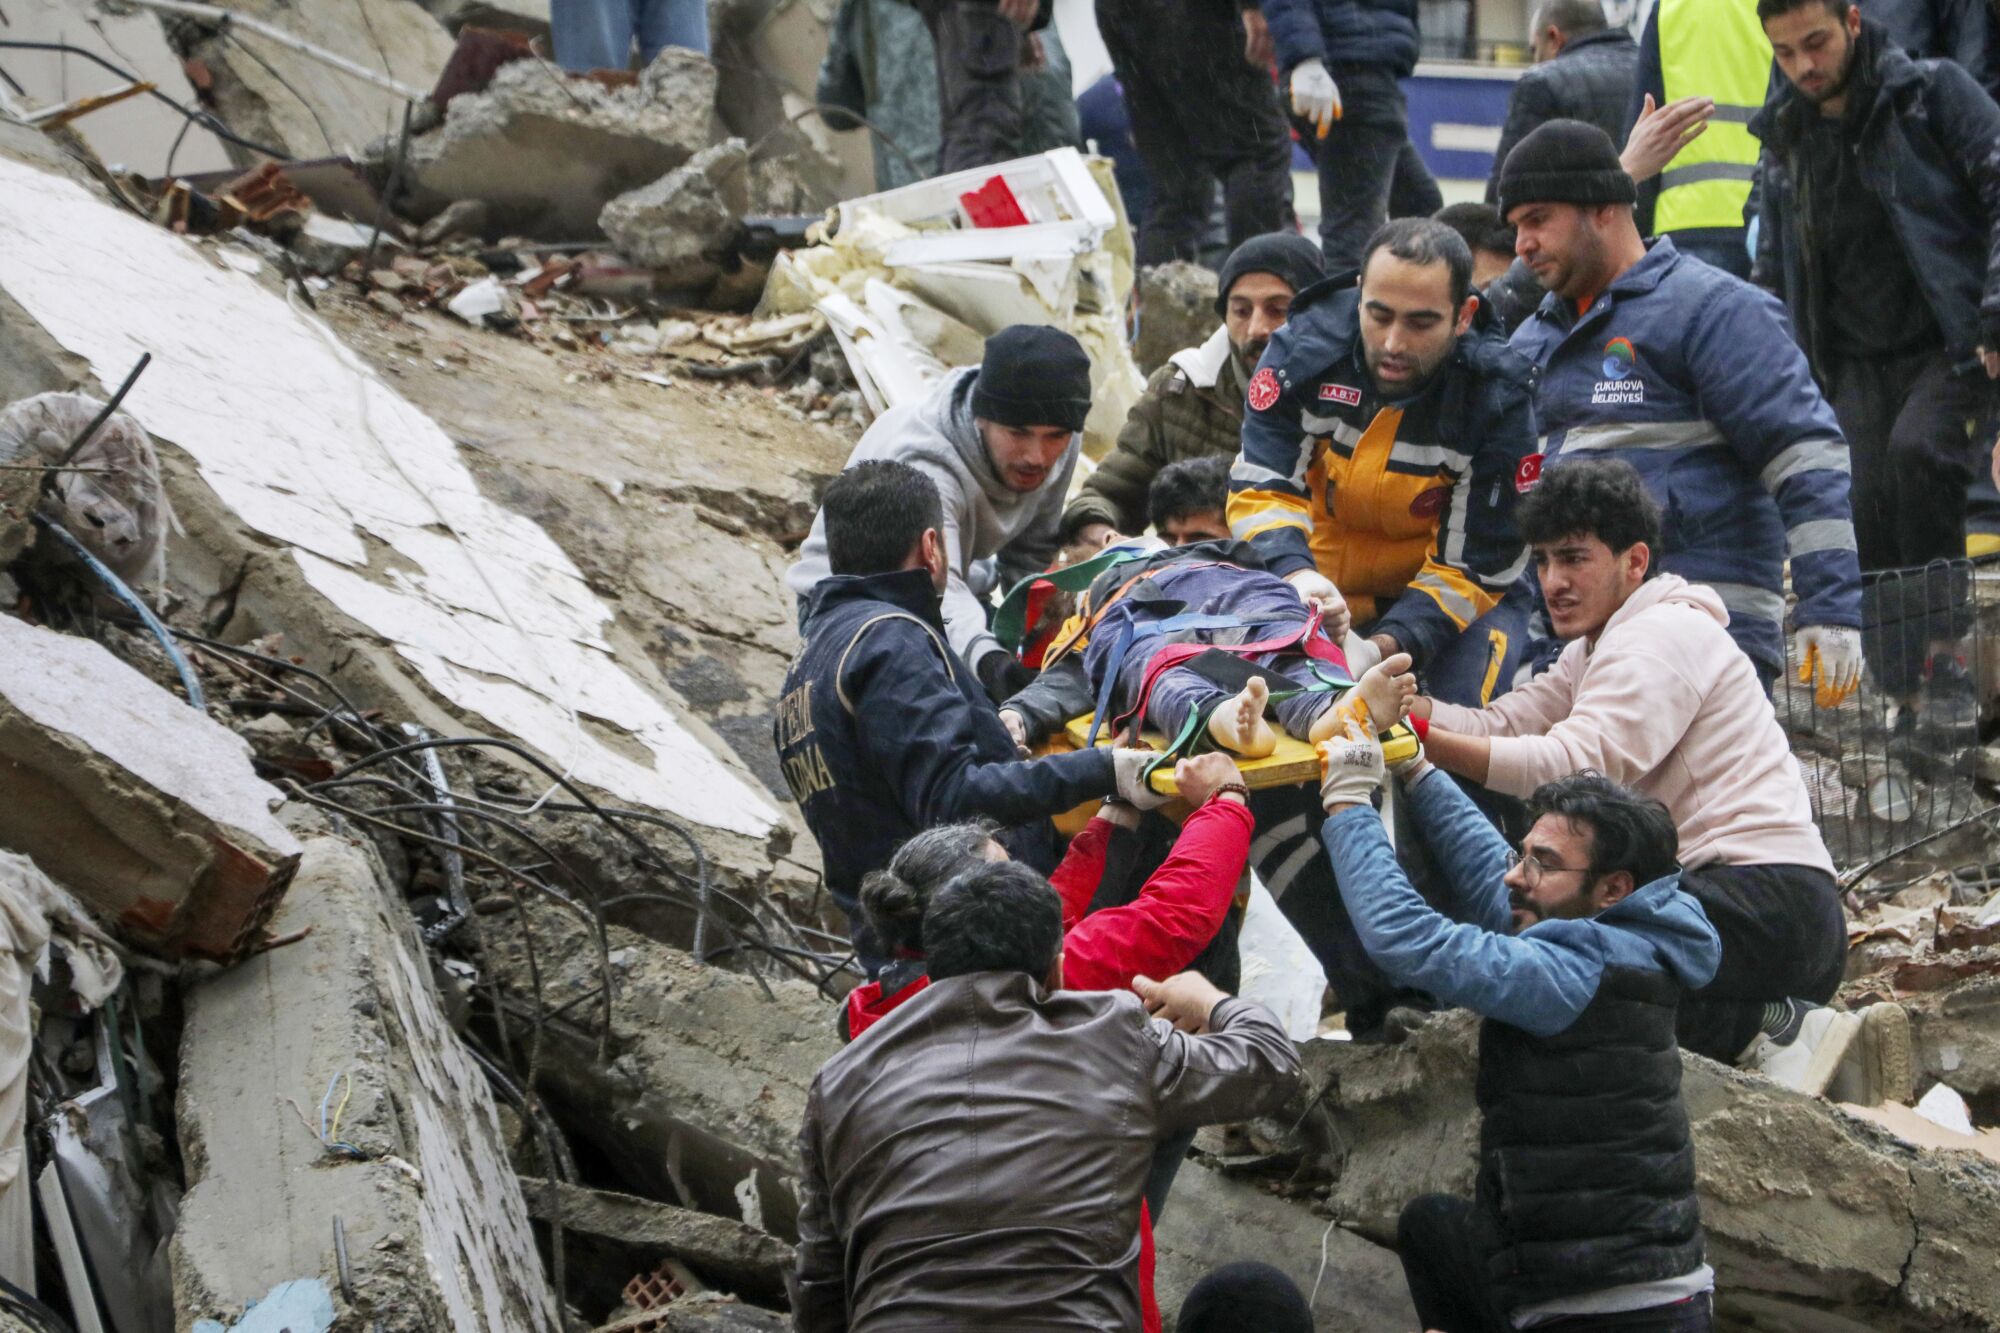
1083, 611, 1251, 746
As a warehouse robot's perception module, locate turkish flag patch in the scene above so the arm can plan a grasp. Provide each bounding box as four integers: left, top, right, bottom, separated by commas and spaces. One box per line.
1409, 486, 1450, 519
1318, 383, 1362, 406
1247, 367, 1282, 412
1515, 453, 1544, 494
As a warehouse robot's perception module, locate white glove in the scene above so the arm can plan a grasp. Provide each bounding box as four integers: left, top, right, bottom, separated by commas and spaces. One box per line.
1285, 568, 1351, 639
1112, 748, 1174, 811
1342, 631, 1382, 677
1795, 624, 1863, 708
1289, 57, 1342, 137
1387, 731, 1432, 787
1318, 719, 1384, 813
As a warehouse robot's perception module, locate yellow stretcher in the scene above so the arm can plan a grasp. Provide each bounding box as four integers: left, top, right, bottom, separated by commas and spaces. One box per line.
1048, 714, 1420, 796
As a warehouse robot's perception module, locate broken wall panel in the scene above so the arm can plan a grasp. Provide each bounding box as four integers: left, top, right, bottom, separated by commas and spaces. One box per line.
0, 615, 298, 961
164, 0, 457, 162
0, 0, 233, 176
174, 825, 559, 1332
0, 149, 782, 841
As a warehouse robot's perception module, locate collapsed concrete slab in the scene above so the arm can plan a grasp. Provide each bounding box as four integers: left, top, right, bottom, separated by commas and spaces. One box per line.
487, 900, 831, 1241
600, 139, 751, 281
165, 0, 456, 161
0, 614, 298, 961
397, 49, 718, 238
1302, 1013, 2000, 1331
174, 823, 559, 1331
1149, 1157, 1417, 1331
0, 133, 784, 847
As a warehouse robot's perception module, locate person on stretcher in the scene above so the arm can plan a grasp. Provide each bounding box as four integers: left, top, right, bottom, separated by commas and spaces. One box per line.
998, 537, 1417, 761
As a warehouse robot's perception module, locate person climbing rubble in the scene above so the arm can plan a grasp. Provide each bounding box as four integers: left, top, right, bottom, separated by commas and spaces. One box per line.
1410, 459, 1911, 1100
1063, 233, 1327, 548
1225, 217, 1540, 712
1319, 751, 1721, 1332
788, 324, 1094, 705
775, 461, 1167, 974
790, 857, 1300, 1330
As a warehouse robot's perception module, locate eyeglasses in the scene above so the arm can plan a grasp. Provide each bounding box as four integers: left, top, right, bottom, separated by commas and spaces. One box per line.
1504, 848, 1593, 887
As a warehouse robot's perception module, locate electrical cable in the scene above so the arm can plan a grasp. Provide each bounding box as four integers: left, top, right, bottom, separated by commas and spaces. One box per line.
34, 517, 204, 709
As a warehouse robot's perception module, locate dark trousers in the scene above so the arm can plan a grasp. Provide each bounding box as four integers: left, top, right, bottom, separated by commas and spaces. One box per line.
1397, 1195, 1716, 1333
915, 0, 1025, 174
1674, 861, 1847, 1062
1096, 0, 1295, 265
1825, 347, 1985, 693
1302, 66, 1441, 272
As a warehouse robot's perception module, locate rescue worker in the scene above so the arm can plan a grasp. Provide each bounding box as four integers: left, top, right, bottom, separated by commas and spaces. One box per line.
789, 324, 1092, 702
1226, 216, 1539, 708
1065, 234, 1327, 546
1751, 0, 2000, 733
1498, 120, 1864, 697
1413, 458, 1910, 1102
1628, 0, 1770, 277
775, 461, 1167, 972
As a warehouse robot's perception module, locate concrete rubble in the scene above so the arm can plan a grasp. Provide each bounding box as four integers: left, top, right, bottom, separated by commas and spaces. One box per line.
175, 822, 558, 1331
5, 4, 2000, 1329
0, 614, 298, 962
1133, 260, 1220, 376
602, 139, 753, 282
395, 48, 719, 239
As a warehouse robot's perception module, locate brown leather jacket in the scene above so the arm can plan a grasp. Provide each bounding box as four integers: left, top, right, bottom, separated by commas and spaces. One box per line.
790, 971, 1300, 1332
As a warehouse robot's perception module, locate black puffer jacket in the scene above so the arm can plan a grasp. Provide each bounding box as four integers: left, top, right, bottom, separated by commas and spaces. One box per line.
1750, 19, 2000, 368
1486, 28, 1640, 202
1473, 965, 1705, 1311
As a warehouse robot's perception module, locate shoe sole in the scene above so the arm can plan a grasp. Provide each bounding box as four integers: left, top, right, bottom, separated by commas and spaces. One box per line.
1794, 1015, 1863, 1099
1860, 1003, 1915, 1106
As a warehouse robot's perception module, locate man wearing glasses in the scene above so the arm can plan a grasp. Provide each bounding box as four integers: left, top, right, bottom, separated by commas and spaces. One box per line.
1317, 748, 1720, 1332
1388, 456, 1909, 1105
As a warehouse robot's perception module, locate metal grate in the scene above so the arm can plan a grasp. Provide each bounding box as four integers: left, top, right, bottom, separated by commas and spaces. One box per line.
1779, 559, 1992, 873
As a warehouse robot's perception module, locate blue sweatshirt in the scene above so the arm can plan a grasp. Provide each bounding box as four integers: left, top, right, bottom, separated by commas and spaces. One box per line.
1320, 770, 1720, 1037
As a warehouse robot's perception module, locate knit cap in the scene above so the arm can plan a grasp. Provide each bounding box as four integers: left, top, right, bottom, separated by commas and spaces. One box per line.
1213, 232, 1328, 317
970, 325, 1093, 432
1496, 118, 1637, 218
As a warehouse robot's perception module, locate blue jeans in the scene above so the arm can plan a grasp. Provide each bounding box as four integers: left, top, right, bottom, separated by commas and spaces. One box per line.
551, 0, 709, 69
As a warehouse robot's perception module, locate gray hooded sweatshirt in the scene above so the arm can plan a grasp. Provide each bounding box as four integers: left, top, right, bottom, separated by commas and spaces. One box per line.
787, 367, 1079, 675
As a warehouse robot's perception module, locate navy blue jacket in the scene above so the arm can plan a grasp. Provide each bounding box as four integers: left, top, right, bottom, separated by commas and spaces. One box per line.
776, 569, 1116, 957
1510, 238, 1862, 678
1750, 19, 2000, 369
1262, 0, 1419, 77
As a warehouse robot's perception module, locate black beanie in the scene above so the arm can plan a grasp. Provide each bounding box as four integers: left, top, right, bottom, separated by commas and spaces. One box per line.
970, 325, 1093, 433
1176, 1262, 1313, 1333
1213, 232, 1328, 317
1496, 118, 1637, 218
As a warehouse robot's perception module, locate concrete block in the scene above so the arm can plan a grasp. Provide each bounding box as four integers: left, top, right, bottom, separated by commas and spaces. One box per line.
519, 1176, 790, 1303
600, 138, 750, 278
173, 827, 559, 1332
0, 615, 298, 962
1133, 261, 1219, 375
399, 47, 717, 239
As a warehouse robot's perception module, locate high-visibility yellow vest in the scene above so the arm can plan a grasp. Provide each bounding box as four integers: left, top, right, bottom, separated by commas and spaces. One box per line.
1655, 0, 1771, 234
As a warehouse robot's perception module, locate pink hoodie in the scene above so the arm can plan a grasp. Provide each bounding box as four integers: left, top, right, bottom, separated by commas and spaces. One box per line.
1427, 575, 1834, 874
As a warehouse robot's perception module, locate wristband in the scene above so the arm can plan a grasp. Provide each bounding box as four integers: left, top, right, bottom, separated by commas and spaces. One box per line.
1208, 782, 1251, 805
1410, 715, 1429, 741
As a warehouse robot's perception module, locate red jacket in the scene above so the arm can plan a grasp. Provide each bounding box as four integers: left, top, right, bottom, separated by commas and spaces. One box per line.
846, 798, 1254, 1038
840, 798, 1254, 1333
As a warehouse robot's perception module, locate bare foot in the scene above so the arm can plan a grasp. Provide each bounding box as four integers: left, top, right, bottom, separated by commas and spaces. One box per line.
1309, 652, 1416, 743
1207, 678, 1278, 758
